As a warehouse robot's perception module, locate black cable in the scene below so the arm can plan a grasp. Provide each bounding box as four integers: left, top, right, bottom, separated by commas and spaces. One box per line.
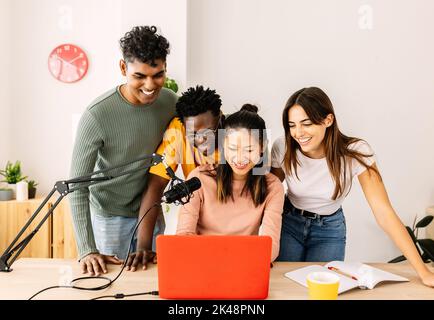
91, 290, 159, 300
28, 286, 72, 300
28, 202, 160, 300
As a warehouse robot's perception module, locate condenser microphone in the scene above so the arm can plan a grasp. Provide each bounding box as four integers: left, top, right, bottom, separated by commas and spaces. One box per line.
161, 177, 201, 204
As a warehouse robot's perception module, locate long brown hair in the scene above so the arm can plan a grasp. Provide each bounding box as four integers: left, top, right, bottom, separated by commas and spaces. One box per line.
282, 87, 380, 200
207, 104, 269, 207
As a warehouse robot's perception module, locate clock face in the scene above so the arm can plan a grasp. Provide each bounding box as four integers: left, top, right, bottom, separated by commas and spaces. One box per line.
48, 44, 88, 83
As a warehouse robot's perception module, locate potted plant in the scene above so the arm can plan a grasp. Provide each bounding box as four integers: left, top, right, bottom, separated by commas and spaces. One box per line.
164, 77, 179, 94
27, 180, 38, 199
0, 161, 27, 199
0, 187, 13, 201
389, 214, 434, 263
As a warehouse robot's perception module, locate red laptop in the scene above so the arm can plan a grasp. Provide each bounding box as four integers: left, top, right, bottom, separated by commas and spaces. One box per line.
156, 235, 272, 299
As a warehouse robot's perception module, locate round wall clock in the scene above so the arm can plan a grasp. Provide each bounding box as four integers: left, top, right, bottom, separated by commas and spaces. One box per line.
48, 44, 89, 83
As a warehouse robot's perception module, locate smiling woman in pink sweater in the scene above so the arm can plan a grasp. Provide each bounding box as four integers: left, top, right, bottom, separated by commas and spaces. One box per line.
176, 104, 284, 261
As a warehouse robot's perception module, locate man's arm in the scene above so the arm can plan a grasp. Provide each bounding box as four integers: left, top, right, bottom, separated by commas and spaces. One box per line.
69, 111, 102, 259
138, 173, 169, 250
126, 173, 169, 271
125, 118, 183, 271
69, 111, 122, 276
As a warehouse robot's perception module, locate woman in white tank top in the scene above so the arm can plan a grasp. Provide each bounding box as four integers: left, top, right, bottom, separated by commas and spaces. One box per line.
271, 87, 434, 287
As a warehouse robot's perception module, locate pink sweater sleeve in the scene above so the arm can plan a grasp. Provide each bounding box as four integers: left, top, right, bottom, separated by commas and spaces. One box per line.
260, 176, 284, 261
176, 170, 203, 235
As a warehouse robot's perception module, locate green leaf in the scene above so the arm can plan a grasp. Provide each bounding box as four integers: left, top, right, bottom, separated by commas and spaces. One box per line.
27, 180, 38, 189
164, 77, 179, 93
1, 160, 26, 184
415, 215, 434, 229
417, 239, 434, 261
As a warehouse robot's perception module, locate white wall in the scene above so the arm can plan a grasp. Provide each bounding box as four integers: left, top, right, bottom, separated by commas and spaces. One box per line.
7, 0, 187, 193
3, 0, 433, 262
0, 0, 11, 171
188, 0, 434, 262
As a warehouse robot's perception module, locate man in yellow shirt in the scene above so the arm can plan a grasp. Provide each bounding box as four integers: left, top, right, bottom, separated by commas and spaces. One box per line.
125, 85, 223, 271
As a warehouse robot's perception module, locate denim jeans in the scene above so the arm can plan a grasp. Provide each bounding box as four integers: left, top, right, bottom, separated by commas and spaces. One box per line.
276, 199, 346, 262
91, 209, 165, 260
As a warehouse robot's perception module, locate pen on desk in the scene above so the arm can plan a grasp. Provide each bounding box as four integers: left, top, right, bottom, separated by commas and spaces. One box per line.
327, 266, 358, 281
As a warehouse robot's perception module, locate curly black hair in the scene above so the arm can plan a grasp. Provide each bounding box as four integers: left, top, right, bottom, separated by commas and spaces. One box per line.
176, 85, 222, 122
119, 26, 170, 66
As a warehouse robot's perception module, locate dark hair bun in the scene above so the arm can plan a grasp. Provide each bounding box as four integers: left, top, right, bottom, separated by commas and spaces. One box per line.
240, 104, 258, 113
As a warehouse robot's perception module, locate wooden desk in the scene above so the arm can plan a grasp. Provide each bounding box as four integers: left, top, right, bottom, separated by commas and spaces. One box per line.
0, 259, 433, 300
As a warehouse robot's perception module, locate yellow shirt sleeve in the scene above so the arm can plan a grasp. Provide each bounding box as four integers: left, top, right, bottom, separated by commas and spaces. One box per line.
149, 118, 183, 180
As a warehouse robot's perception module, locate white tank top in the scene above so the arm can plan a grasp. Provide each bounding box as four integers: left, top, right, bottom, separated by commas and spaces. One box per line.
271, 136, 375, 215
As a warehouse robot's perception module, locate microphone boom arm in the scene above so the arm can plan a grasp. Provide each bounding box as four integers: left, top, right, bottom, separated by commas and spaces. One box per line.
0, 153, 165, 272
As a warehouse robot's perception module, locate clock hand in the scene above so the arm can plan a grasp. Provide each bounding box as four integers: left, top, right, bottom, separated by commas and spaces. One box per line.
56, 56, 76, 68
68, 55, 83, 64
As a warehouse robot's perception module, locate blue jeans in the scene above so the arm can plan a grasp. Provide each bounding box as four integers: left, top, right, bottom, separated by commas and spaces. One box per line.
276, 200, 346, 262
91, 209, 165, 260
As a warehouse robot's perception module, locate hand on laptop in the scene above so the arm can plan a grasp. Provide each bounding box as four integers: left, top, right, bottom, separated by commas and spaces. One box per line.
80, 253, 123, 276
125, 249, 157, 271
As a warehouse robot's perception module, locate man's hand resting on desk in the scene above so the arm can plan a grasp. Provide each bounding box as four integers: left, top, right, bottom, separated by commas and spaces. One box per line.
80, 253, 123, 276
125, 249, 157, 271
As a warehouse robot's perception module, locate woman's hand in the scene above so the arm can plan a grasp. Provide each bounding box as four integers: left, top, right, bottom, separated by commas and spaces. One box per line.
420, 270, 434, 287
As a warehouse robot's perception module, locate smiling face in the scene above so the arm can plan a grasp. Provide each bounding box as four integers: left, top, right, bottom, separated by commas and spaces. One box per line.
120, 58, 166, 105
185, 110, 221, 154
287, 104, 333, 159
224, 128, 262, 180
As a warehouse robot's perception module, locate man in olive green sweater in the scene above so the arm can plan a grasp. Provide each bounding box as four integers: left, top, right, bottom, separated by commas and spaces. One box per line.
69, 26, 177, 276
